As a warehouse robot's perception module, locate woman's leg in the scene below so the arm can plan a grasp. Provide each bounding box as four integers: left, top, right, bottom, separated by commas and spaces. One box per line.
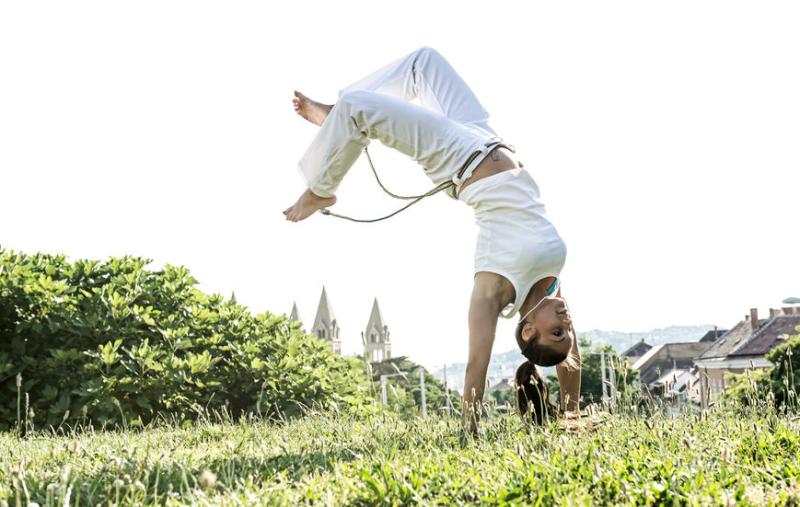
339, 47, 497, 137
288, 90, 491, 220
462, 272, 515, 432
286, 48, 500, 221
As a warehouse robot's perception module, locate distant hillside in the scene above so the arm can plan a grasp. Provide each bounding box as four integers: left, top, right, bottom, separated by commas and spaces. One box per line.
580, 325, 717, 354
434, 325, 716, 392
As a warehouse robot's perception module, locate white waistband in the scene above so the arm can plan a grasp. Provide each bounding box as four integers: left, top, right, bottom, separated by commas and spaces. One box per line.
449, 139, 503, 198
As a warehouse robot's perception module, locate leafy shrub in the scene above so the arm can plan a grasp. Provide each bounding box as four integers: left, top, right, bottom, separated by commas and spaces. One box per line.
727, 330, 799, 409
0, 248, 372, 430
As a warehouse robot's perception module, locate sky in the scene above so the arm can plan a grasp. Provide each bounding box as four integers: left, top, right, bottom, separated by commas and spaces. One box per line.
1, 1, 798, 371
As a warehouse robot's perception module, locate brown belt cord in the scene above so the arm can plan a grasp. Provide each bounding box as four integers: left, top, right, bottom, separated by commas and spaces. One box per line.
320, 143, 515, 224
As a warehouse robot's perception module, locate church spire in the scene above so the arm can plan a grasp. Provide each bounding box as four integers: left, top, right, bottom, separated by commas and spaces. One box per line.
289, 301, 301, 323
312, 286, 341, 354
366, 298, 385, 331
363, 297, 391, 363
313, 286, 336, 329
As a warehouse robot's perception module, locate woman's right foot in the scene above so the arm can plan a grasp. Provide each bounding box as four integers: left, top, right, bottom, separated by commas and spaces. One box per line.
283, 188, 337, 222
293, 91, 332, 127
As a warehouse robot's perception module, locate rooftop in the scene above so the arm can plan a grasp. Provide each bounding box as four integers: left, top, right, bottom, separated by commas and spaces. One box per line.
633, 342, 709, 372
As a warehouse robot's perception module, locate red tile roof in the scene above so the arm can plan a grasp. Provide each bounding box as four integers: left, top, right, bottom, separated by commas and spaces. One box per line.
696, 318, 760, 360
730, 314, 800, 357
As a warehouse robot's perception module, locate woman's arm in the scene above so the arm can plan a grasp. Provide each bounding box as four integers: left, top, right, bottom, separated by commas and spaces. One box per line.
555, 326, 581, 411
555, 288, 581, 411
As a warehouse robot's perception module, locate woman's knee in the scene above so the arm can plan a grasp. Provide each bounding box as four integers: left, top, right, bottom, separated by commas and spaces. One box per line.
338, 89, 378, 108
414, 46, 442, 62
471, 272, 514, 309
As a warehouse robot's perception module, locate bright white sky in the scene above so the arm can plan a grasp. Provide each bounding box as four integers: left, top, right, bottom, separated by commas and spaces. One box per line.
1, 1, 798, 371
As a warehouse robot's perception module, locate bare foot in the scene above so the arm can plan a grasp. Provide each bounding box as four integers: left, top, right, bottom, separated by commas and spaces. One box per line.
292, 91, 333, 127
283, 188, 337, 222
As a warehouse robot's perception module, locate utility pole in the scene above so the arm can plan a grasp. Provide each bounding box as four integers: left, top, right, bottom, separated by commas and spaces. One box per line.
380, 372, 407, 405
608, 354, 617, 405
600, 350, 608, 402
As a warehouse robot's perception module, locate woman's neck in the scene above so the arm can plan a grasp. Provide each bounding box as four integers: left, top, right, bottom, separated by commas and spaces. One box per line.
518, 277, 557, 320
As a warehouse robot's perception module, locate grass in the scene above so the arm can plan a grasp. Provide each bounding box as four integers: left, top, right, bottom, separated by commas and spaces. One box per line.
1, 404, 799, 506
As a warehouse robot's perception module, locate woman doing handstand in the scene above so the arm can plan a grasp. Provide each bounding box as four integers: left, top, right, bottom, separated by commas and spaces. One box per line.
284, 48, 581, 430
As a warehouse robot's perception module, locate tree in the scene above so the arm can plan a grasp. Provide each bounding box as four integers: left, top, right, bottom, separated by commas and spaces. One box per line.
548, 337, 638, 408
728, 330, 800, 408
489, 384, 513, 407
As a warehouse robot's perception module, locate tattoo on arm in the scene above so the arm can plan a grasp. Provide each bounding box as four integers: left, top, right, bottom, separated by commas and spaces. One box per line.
490, 148, 500, 162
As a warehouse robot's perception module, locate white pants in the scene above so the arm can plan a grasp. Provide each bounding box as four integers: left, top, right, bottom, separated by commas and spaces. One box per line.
298, 47, 500, 199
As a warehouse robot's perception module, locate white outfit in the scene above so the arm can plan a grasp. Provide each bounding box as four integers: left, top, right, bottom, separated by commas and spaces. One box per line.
297, 47, 566, 318
459, 169, 567, 318
298, 47, 499, 199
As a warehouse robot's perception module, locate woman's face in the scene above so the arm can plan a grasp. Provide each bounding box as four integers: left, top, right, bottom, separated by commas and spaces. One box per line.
520, 296, 574, 358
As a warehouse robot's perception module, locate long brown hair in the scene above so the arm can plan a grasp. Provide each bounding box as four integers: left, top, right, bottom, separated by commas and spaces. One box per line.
515, 361, 556, 424
515, 321, 579, 369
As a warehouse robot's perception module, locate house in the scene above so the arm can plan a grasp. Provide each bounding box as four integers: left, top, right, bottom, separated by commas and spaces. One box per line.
649, 369, 698, 399
694, 306, 800, 408
621, 340, 652, 365
699, 327, 727, 343
489, 378, 512, 392
632, 342, 710, 395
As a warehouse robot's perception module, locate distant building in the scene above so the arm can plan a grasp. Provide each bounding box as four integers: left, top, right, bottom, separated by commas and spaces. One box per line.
489, 378, 512, 392
312, 286, 341, 354
695, 306, 800, 408
289, 301, 301, 325
632, 342, 710, 396
621, 340, 652, 365
290, 289, 395, 358
699, 327, 727, 343
362, 298, 391, 363
650, 369, 701, 402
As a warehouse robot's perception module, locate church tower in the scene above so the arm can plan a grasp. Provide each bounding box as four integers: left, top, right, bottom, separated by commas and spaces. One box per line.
289, 301, 301, 324
288, 301, 303, 332
312, 286, 341, 354
362, 298, 391, 363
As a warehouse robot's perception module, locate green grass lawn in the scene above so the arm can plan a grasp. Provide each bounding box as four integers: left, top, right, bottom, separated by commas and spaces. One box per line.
1, 406, 799, 506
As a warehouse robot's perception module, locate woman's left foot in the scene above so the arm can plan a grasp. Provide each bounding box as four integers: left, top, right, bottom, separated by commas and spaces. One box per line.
283, 188, 336, 222
292, 91, 332, 127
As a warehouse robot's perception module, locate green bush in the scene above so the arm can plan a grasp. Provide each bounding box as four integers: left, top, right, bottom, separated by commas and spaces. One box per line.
0, 248, 372, 431
546, 337, 639, 408
727, 330, 799, 409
